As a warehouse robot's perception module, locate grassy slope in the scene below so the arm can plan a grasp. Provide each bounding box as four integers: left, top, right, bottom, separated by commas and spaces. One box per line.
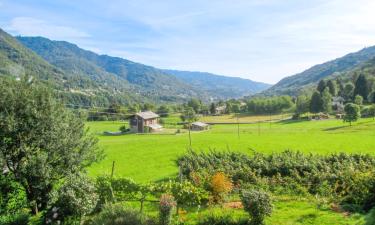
87, 118, 375, 182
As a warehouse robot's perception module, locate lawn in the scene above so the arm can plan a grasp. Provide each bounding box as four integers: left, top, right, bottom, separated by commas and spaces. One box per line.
86, 116, 375, 224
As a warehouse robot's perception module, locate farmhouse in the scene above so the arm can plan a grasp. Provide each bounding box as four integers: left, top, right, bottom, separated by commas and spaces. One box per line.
129, 111, 162, 133
191, 121, 210, 131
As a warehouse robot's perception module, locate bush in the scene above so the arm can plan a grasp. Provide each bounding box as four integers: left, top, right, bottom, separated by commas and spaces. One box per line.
210, 172, 233, 204
84, 204, 156, 225
159, 194, 176, 225
45, 174, 98, 224
197, 208, 248, 225
0, 213, 29, 225
241, 189, 272, 225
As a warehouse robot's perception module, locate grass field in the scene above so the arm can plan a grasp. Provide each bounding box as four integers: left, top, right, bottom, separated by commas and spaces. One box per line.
86, 116, 375, 224
87, 117, 375, 182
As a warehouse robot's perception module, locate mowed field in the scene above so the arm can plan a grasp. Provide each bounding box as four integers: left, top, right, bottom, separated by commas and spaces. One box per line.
87, 117, 375, 183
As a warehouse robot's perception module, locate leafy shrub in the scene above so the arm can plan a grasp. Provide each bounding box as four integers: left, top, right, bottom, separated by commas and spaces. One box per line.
45, 174, 98, 224
84, 204, 156, 225
160, 180, 209, 211
241, 189, 272, 225
197, 208, 248, 225
210, 172, 233, 203
159, 194, 176, 225
178, 150, 375, 211
0, 213, 29, 225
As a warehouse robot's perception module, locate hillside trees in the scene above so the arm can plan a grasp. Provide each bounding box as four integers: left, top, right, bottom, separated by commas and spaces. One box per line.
0, 77, 102, 214
354, 74, 371, 101
343, 83, 355, 101
317, 80, 327, 93
246, 96, 294, 114
322, 88, 333, 113
295, 95, 310, 115
327, 80, 337, 96
310, 91, 323, 113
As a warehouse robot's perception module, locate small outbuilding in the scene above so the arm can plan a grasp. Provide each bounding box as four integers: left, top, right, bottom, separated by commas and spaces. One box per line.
191, 122, 210, 131
129, 111, 163, 133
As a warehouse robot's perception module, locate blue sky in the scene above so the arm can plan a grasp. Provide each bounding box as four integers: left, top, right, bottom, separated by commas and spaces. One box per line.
1, 0, 375, 84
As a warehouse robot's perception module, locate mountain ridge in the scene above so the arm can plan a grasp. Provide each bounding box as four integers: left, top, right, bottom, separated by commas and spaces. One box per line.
262, 46, 375, 96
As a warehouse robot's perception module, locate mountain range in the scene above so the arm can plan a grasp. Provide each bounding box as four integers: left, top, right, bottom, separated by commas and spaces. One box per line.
0, 28, 270, 106
2, 27, 375, 105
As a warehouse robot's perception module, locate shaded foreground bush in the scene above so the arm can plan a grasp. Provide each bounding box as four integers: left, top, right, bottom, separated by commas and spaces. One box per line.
178, 150, 375, 212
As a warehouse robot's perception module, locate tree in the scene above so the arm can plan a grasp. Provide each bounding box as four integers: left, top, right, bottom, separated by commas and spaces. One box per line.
317, 80, 327, 93
368, 91, 375, 104
310, 91, 323, 113
241, 189, 272, 225
354, 95, 363, 106
336, 78, 345, 97
157, 105, 170, 117
343, 103, 361, 126
187, 98, 202, 113
343, 83, 355, 101
322, 88, 332, 113
327, 80, 337, 96
354, 74, 370, 101
295, 95, 310, 115
0, 78, 102, 214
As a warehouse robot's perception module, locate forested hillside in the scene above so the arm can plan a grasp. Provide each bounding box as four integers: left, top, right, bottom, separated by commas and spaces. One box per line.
263, 46, 375, 96
164, 70, 270, 99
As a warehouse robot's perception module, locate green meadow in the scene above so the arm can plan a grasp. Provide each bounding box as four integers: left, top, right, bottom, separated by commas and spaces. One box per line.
86, 117, 375, 224
87, 117, 375, 183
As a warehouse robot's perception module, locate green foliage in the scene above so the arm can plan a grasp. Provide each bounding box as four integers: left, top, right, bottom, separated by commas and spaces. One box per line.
327, 80, 338, 96
355, 95, 364, 105
0, 78, 102, 213
322, 88, 332, 113
178, 150, 375, 211
344, 103, 361, 125
317, 80, 327, 93
160, 180, 209, 209
197, 208, 248, 225
0, 213, 30, 225
343, 82, 355, 101
310, 91, 323, 113
45, 174, 98, 224
354, 74, 371, 101
180, 107, 198, 123
295, 95, 310, 115
241, 189, 272, 225
246, 96, 294, 114
84, 204, 156, 225
0, 174, 27, 215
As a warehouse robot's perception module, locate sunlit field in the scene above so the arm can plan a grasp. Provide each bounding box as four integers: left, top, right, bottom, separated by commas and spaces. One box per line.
87, 117, 375, 183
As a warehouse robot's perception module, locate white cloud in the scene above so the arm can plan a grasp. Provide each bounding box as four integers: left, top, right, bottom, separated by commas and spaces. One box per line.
5, 17, 90, 40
